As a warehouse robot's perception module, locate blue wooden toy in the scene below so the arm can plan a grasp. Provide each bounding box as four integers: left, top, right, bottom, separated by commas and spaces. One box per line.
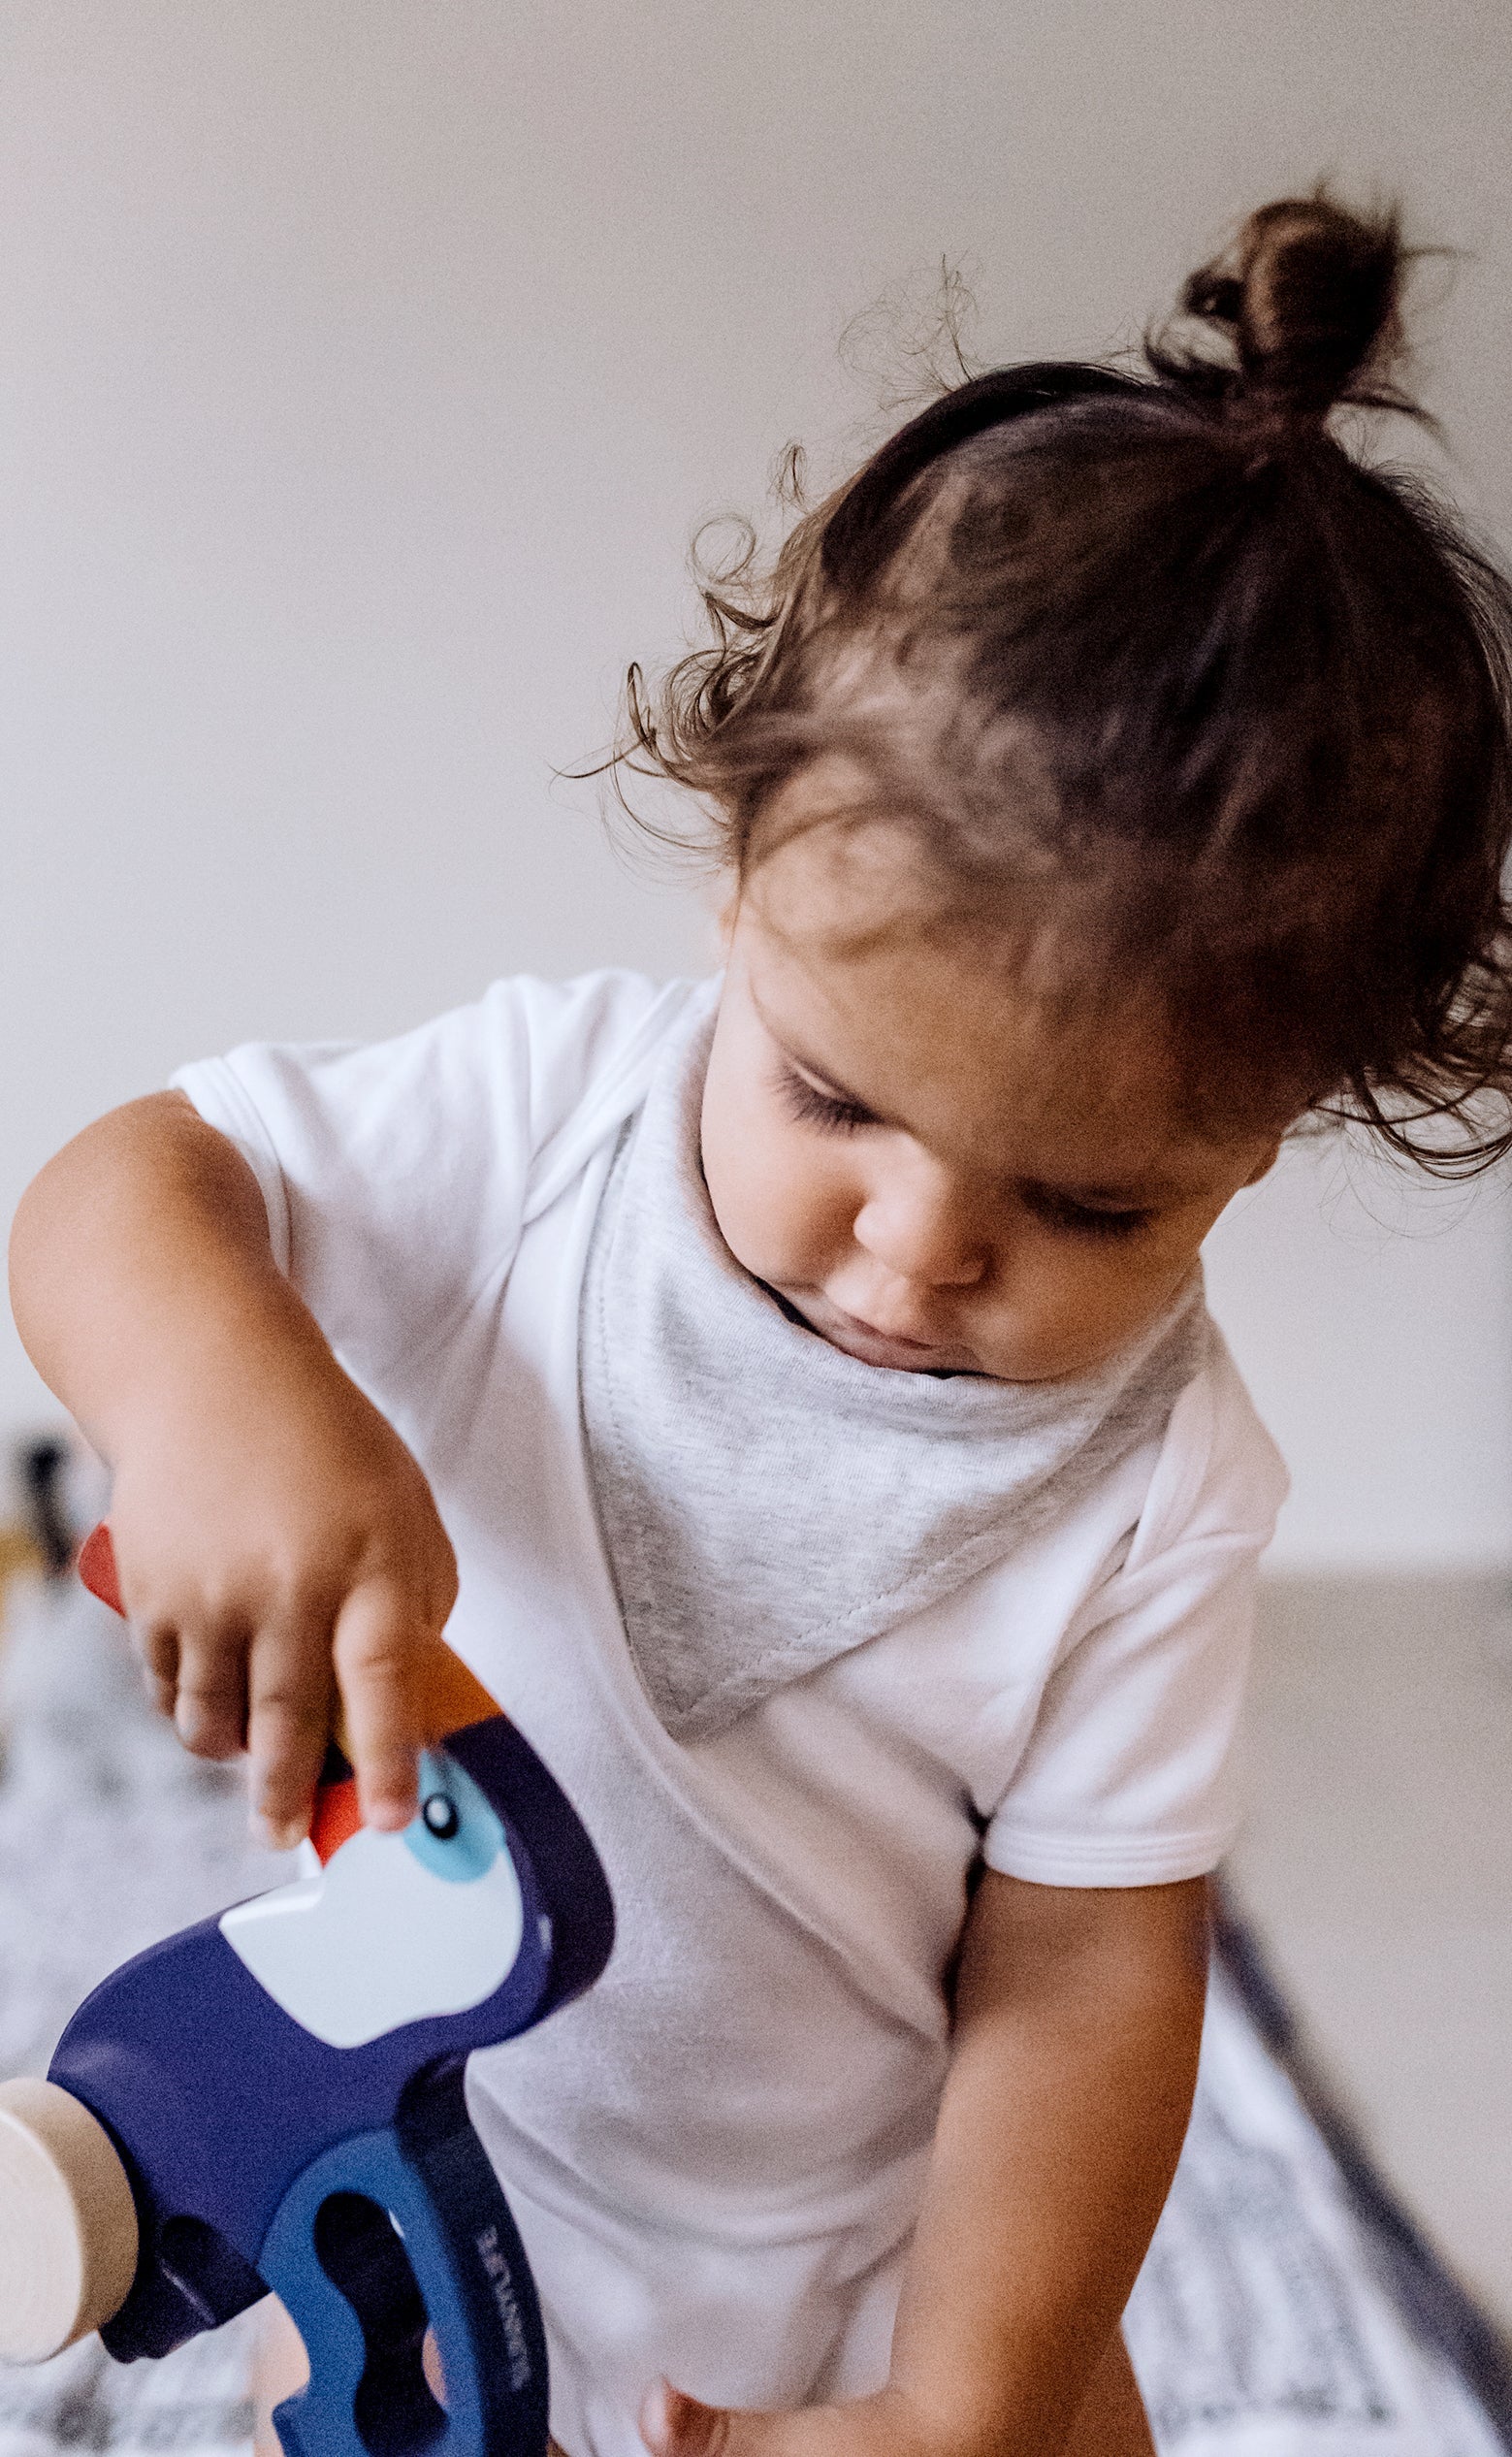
0, 1527, 614, 2457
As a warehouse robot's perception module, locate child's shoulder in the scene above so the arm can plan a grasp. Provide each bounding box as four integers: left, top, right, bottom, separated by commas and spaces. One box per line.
482, 965, 701, 1086
468, 967, 710, 1168
1124, 1326, 1289, 1573
180, 968, 702, 1169
480, 964, 682, 1041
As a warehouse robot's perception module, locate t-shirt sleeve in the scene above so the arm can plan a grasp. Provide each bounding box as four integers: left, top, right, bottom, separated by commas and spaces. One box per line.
171, 970, 669, 1391
982, 1348, 1289, 1888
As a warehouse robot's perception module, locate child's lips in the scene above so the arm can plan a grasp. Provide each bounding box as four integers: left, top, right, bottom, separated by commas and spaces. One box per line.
806, 1296, 975, 1373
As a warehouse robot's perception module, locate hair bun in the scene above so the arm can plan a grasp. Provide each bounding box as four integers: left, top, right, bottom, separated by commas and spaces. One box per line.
1164, 194, 1408, 427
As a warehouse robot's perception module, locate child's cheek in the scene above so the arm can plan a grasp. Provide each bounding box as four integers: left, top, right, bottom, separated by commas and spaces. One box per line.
979, 1238, 1172, 1381
707, 1114, 853, 1290
767, 1143, 858, 1280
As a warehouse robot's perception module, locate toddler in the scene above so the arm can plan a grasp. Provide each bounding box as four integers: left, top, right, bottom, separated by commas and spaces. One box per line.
13, 194, 1512, 2457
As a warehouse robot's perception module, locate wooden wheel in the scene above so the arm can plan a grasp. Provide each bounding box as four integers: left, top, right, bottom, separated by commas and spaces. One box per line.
0, 2078, 139, 2363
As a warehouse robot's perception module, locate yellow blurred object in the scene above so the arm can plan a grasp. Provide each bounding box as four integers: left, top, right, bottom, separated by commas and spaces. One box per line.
0, 1524, 47, 1760
0, 1523, 43, 1613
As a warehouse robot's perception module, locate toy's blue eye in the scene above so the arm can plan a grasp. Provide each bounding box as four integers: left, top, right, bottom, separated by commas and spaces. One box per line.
404, 1750, 505, 1884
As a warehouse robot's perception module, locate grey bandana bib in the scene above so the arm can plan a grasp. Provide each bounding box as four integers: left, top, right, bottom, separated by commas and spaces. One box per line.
580, 1001, 1211, 1744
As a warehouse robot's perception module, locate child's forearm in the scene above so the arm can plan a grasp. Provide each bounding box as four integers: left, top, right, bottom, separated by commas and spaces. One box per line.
10, 1092, 308, 1460
887, 1871, 1208, 2457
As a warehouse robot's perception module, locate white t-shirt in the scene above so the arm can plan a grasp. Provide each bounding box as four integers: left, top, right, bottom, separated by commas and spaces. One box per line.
175, 969, 1288, 2457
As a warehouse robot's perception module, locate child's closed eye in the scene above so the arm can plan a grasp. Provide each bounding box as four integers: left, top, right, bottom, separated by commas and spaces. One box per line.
1019, 1183, 1156, 1241
775, 1061, 880, 1135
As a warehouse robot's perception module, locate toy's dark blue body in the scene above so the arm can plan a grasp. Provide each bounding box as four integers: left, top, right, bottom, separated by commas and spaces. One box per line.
48, 1712, 614, 2457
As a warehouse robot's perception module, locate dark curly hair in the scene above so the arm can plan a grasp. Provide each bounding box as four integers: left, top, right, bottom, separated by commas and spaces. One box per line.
617, 193, 1512, 1170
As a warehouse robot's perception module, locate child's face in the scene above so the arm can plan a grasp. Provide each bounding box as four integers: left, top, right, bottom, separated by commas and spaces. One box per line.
701, 818, 1286, 1383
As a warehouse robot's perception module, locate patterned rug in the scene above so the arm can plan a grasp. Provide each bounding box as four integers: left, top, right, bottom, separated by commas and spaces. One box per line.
0, 1580, 1507, 2455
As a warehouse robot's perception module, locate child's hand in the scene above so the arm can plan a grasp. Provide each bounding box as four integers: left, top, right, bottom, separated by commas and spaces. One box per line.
9, 1093, 463, 1851
640, 2384, 936, 2457
108, 1339, 459, 1848
641, 2340, 1155, 2457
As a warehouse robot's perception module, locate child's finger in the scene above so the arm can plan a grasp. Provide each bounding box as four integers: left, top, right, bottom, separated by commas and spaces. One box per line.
247, 1620, 338, 1850
145, 1670, 178, 1719
133, 1621, 180, 1718
640, 2381, 895, 2457
640, 2382, 789, 2457
332, 1576, 430, 1832
640, 2382, 728, 2457
173, 1627, 250, 1762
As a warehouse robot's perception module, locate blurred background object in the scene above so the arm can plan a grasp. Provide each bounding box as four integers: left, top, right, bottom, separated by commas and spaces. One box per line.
1232, 1580, 1512, 2331
0, 1439, 91, 1771
0, 1441, 74, 1596
0, 0, 1506, 2421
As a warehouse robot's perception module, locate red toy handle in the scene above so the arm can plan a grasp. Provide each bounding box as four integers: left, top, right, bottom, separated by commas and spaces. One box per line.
78, 1521, 123, 1617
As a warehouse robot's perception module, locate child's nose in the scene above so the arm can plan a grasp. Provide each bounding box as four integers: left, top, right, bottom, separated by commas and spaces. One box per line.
853, 1168, 988, 1289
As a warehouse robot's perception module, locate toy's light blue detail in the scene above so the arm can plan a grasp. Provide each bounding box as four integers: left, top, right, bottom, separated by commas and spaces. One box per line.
406, 1750, 506, 1885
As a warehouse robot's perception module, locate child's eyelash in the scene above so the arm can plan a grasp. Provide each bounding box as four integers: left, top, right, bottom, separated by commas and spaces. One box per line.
1023, 1188, 1154, 1240
776, 1063, 878, 1135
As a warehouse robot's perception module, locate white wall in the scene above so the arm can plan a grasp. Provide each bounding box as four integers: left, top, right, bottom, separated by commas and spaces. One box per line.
1, 1, 1509, 1569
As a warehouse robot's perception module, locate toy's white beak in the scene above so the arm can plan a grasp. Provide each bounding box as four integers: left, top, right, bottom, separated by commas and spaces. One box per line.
221, 1754, 525, 2049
